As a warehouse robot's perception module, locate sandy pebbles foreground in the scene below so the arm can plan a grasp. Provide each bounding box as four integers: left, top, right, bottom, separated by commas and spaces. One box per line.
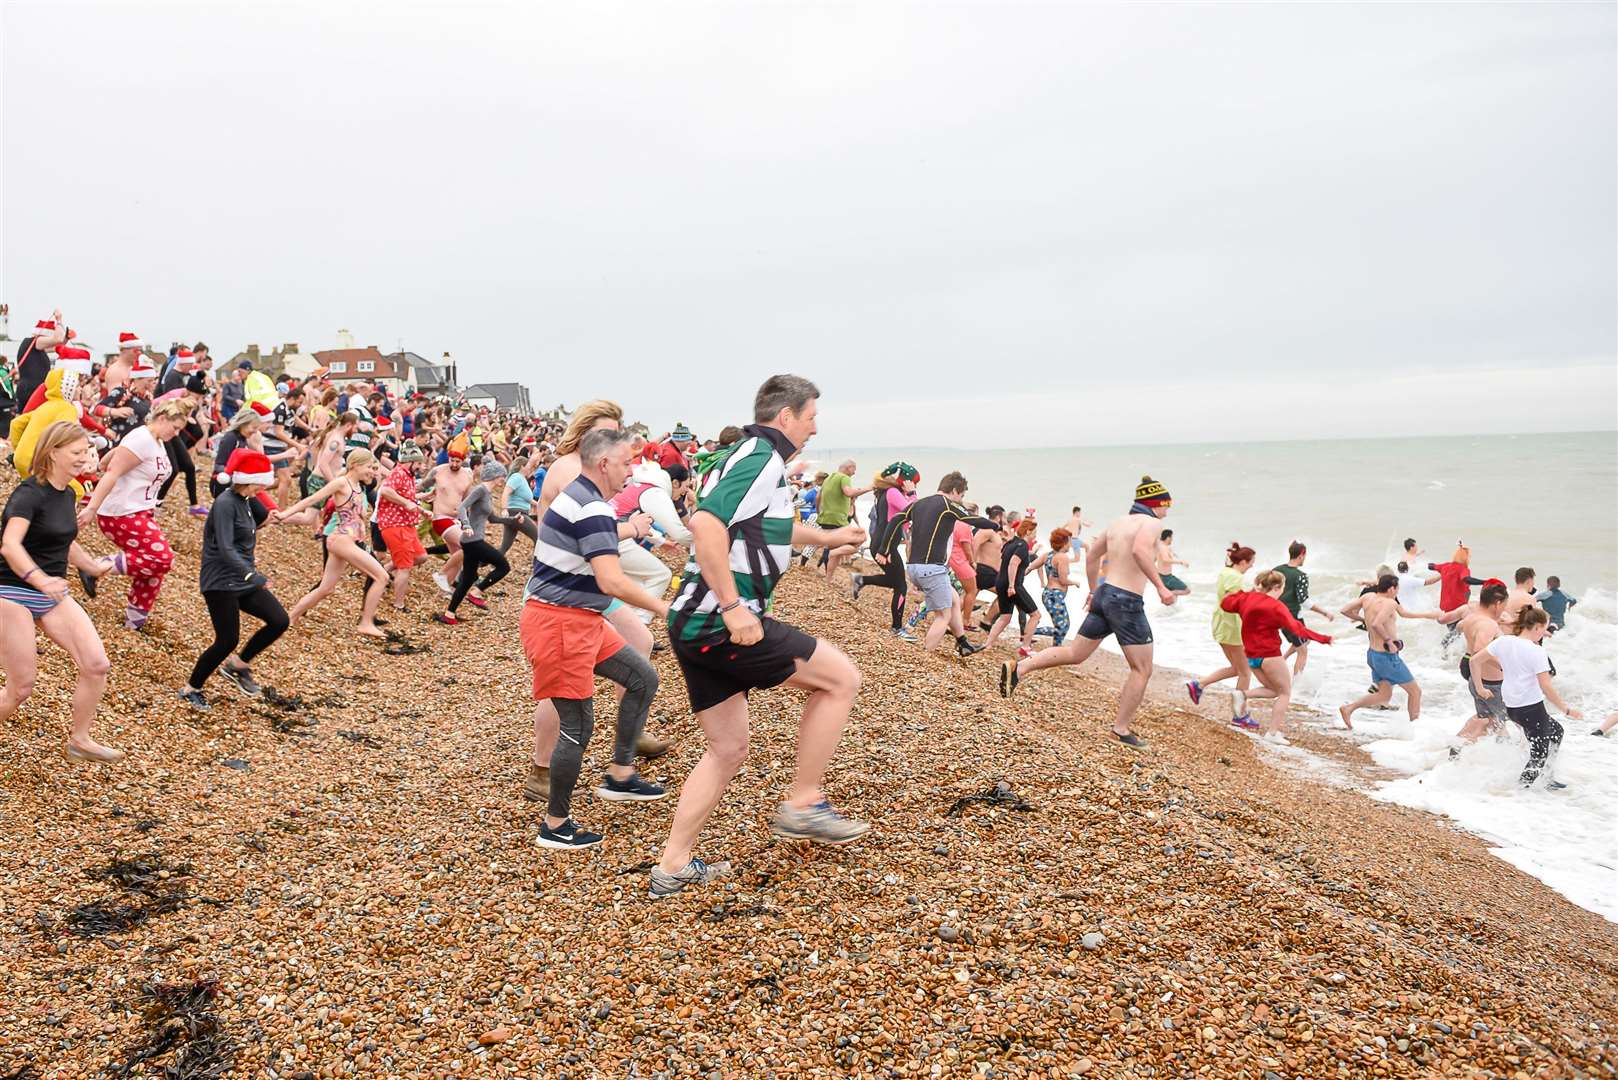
1, 489, 1614, 1079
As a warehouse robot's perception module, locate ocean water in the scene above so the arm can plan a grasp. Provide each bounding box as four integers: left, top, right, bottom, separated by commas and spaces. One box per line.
809, 433, 1618, 920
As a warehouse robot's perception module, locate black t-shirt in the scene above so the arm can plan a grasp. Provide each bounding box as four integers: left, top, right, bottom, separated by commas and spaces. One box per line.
998, 536, 1031, 589
14, 337, 52, 411
0, 477, 78, 588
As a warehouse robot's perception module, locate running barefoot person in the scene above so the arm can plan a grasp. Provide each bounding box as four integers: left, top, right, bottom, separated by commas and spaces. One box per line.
652, 375, 869, 898
1155, 529, 1191, 597
1220, 569, 1333, 738
1273, 542, 1335, 675
275, 450, 391, 638
523, 428, 669, 851
1336, 574, 1453, 729
79, 397, 192, 631
0, 423, 121, 762
1502, 567, 1541, 630
178, 450, 288, 709
1484, 607, 1581, 787
425, 443, 474, 592
1454, 582, 1511, 744
523, 400, 666, 804
1038, 528, 1076, 646
1188, 542, 1257, 723
1000, 476, 1178, 748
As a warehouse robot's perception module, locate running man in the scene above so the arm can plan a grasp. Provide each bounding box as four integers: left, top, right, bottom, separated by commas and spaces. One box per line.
999, 476, 1177, 748
1155, 529, 1191, 597
1429, 543, 1486, 648
878, 471, 994, 656
1502, 567, 1540, 631
426, 446, 474, 593
1336, 574, 1450, 729
1274, 541, 1335, 674
652, 375, 869, 898
1455, 582, 1511, 744
815, 459, 870, 580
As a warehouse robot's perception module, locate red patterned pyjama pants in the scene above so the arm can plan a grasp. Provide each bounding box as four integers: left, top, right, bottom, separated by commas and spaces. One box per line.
97, 511, 174, 615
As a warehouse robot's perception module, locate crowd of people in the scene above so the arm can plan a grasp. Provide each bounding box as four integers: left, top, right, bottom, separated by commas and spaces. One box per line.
0, 312, 1607, 897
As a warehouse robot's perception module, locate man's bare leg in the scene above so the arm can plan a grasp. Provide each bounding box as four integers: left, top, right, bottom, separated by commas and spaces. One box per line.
781, 642, 861, 807
656, 694, 750, 874
1338, 682, 1393, 729
1115, 642, 1153, 737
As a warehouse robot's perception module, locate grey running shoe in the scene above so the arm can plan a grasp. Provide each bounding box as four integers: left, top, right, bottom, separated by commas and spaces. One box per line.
219, 663, 263, 699
892, 628, 919, 643
771, 800, 870, 845
177, 688, 210, 711
649, 857, 732, 899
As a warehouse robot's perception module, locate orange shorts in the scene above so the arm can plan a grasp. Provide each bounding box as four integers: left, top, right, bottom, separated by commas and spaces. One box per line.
380, 525, 426, 568
520, 600, 625, 700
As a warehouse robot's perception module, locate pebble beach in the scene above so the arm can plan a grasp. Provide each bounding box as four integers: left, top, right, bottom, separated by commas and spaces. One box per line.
2, 490, 1615, 1079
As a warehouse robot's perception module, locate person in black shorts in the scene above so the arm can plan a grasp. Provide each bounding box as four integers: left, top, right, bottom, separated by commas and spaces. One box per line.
652, 375, 869, 899
1000, 476, 1179, 748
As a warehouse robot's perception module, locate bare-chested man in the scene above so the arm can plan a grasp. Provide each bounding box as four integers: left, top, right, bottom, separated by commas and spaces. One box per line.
1336, 574, 1452, 729
999, 476, 1177, 747
1454, 582, 1511, 743
1502, 567, 1540, 631
427, 447, 475, 593
1155, 529, 1190, 596
968, 506, 1009, 627
1062, 506, 1093, 554
523, 399, 666, 805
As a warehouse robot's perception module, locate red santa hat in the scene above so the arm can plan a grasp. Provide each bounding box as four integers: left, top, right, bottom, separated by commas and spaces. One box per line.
33, 319, 75, 341
216, 448, 275, 488
248, 400, 274, 417
130, 356, 158, 380
116, 331, 143, 352
375, 414, 394, 430
175, 346, 196, 368
53, 344, 94, 375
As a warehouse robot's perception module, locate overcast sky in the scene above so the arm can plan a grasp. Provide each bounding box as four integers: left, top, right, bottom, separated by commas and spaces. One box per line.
4, 2, 1614, 446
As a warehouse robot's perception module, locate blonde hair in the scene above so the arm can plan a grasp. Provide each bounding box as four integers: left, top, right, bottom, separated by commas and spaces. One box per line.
556, 399, 623, 455
1254, 569, 1286, 593
30, 421, 89, 481
148, 397, 195, 424
345, 449, 377, 470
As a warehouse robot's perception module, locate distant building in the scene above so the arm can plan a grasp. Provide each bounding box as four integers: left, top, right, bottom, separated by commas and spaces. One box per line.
313, 341, 415, 397
461, 382, 533, 416
388, 350, 458, 397
228, 343, 321, 384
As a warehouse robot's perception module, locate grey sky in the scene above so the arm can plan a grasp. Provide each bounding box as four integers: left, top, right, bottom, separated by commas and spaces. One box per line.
4, 2, 1614, 446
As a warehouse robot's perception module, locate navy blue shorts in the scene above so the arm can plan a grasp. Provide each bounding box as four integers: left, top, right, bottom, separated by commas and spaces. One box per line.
1077, 583, 1153, 647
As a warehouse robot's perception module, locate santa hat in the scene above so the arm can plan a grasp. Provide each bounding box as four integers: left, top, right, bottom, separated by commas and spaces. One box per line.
130, 356, 158, 380
175, 346, 196, 369
374, 414, 394, 431
116, 331, 143, 352
248, 400, 273, 418
216, 448, 275, 487
33, 319, 75, 341
53, 345, 94, 376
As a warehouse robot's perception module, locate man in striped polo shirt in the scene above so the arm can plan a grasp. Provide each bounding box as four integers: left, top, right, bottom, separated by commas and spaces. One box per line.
522, 426, 670, 851
651, 375, 869, 898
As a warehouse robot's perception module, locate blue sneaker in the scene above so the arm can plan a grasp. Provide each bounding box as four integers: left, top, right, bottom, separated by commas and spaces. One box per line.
771, 800, 870, 845
1229, 714, 1260, 731
595, 771, 667, 803
1186, 680, 1203, 705
535, 819, 604, 851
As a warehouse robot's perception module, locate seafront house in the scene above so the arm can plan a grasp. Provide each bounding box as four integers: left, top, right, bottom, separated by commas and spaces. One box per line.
313, 330, 415, 397
461, 382, 533, 416
388, 350, 459, 398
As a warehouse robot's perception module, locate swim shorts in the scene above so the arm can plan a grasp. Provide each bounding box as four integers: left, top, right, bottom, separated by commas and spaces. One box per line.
380, 525, 426, 568
995, 584, 1037, 616
0, 584, 60, 619
1462, 664, 1507, 723
1077, 583, 1153, 647
907, 562, 955, 611
1247, 657, 1265, 670
975, 564, 997, 591
671, 616, 818, 714
431, 516, 457, 539
1367, 647, 1414, 686
521, 600, 625, 700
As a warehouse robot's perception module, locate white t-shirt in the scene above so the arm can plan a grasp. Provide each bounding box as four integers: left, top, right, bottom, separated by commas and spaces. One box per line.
1396, 572, 1431, 612
97, 426, 172, 518
1485, 635, 1551, 709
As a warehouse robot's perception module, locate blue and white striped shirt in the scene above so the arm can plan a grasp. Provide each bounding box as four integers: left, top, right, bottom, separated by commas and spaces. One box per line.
525, 476, 620, 611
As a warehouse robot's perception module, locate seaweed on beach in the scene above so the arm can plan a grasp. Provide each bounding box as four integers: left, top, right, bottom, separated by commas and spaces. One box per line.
946, 780, 1034, 817
701, 902, 771, 924
62, 891, 187, 938
381, 630, 431, 656
335, 729, 383, 748
88, 853, 193, 894
107, 979, 238, 1080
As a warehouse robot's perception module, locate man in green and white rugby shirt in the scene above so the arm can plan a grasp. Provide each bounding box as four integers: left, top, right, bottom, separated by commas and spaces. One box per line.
652, 375, 869, 898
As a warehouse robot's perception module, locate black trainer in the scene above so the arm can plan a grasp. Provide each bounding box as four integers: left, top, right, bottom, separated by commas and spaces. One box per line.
219, 663, 263, 699
177, 688, 210, 712
999, 660, 1019, 697
957, 637, 984, 658
595, 772, 668, 803
535, 819, 604, 851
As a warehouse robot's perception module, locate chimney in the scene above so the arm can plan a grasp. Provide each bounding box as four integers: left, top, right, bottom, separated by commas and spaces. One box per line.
284, 343, 298, 353
247, 344, 261, 360
336, 328, 355, 349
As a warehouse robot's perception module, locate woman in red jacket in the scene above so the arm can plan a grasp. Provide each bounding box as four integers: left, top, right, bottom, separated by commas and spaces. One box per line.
1220, 569, 1333, 739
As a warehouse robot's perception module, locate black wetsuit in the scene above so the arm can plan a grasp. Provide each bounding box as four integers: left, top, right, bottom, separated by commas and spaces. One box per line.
882, 493, 995, 565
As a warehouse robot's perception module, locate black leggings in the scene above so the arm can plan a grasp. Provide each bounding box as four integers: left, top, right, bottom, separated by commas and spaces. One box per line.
448, 538, 510, 612
159, 438, 198, 506
547, 647, 658, 820
861, 550, 908, 629
498, 512, 539, 555
190, 588, 289, 689
1506, 701, 1563, 786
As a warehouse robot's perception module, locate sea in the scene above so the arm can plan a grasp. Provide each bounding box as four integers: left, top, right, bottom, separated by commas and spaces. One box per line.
808, 432, 1618, 921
